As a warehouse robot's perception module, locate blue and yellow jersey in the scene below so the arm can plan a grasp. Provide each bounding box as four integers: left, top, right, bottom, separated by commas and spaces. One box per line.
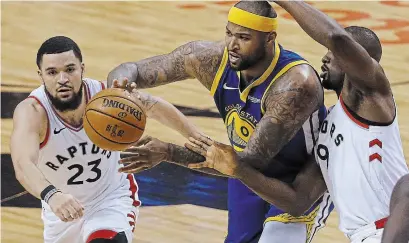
210, 42, 333, 243
211, 41, 323, 180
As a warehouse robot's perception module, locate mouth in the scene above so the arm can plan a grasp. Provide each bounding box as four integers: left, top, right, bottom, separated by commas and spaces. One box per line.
57, 87, 73, 98
320, 65, 329, 81
229, 52, 240, 64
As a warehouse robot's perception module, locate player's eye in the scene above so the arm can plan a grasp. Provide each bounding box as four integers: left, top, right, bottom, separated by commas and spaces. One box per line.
67, 67, 75, 73
48, 70, 57, 76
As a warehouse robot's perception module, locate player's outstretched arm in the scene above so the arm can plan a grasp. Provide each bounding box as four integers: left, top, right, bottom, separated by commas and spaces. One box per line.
107, 40, 225, 91
10, 99, 54, 199
239, 64, 322, 170
11, 99, 84, 222
382, 174, 409, 243
129, 90, 204, 139
186, 136, 327, 216
274, 1, 389, 93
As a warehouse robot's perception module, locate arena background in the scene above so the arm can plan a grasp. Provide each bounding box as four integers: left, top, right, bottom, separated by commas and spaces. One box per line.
1, 1, 409, 242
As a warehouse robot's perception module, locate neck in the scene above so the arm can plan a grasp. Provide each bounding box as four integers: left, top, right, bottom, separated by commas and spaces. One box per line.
240, 44, 275, 84
54, 88, 86, 127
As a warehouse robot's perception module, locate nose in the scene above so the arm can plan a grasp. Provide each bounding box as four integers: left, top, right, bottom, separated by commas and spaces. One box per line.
321, 55, 328, 64
57, 72, 69, 85
228, 36, 239, 51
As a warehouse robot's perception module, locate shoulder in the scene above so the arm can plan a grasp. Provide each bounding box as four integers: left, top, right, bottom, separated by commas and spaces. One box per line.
268, 64, 321, 98
263, 64, 323, 114
186, 41, 226, 90
15, 97, 46, 117
13, 97, 47, 131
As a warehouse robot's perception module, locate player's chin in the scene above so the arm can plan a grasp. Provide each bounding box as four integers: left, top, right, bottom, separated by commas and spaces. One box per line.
229, 61, 242, 71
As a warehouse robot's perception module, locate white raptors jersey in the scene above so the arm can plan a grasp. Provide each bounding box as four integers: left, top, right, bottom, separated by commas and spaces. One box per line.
29, 78, 138, 209
315, 96, 408, 236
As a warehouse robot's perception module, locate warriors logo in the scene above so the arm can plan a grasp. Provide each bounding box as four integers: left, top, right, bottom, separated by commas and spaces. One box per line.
225, 109, 256, 151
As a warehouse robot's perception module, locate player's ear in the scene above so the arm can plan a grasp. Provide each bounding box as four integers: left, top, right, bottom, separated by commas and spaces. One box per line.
37, 70, 45, 84
267, 31, 277, 44
81, 63, 85, 75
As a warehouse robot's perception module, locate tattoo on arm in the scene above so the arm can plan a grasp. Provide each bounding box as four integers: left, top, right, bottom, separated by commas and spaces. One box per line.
167, 144, 228, 177
240, 65, 322, 170
124, 41, 224, 90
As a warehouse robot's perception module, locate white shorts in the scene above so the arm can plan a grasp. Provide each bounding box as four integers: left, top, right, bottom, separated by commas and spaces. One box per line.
349, 223, 385, 243
41, 175, 140, 243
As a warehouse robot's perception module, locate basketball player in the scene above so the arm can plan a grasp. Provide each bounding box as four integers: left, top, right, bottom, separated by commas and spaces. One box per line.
184, 1, 409, 243
107, 1, 333, 242
382, 174, 409, 243
10, 36, 207, 243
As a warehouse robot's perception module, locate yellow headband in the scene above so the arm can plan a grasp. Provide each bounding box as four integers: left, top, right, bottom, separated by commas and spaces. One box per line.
227, 6, 278, 32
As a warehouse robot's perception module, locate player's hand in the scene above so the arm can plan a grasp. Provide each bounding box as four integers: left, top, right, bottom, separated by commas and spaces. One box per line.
48, 192, 84, 222
111, 78, 137, 92
118, 136, 170, 174
107, 63, 138, 92
185, 134, 240, 177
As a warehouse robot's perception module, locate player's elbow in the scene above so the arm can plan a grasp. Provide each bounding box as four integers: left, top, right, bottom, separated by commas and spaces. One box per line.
329, 32, 353, 51
287, 203, 309, 217
14, 168, 25, 184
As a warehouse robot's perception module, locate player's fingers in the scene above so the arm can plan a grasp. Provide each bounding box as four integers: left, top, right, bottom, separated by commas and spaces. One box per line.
112, 79, 118, 88
118, 162, 150, 173
66, 204, 80, 219
133, 136, 152, 147
130, 82, 137, 90
185, 143, 207, 157
124, 147, 151, 154
196, 134, 213, 146
118, 155, 149, 164
60, 208, 72, 222
187, 162, 210, 169
71, 199, 84, 218
214, 141, 231, 150
188, 137, 210, 150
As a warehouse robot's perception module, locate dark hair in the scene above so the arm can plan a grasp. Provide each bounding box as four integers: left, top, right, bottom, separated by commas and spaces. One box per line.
36, 36, 82, 68
234, 1, 277, 18
345, 26, 382, 62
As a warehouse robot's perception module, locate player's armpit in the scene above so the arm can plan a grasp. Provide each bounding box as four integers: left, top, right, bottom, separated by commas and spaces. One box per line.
107, 40, 225, 91
132, 90, 204, 139
235, 156, 326, 216
240, 64, 322, 170
10, 99, 53, 199
275, 1, 389, 93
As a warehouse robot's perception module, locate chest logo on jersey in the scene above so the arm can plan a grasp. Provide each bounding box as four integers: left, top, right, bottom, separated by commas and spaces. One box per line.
319, 120, 344, 146
225, 109, 256, 151
45, 142, 112, 171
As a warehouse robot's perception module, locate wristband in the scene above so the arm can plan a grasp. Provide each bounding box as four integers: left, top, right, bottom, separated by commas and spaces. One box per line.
40, 185, 61, 203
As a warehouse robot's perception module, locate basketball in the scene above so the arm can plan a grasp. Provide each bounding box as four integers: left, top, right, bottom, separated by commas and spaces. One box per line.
83, 88, 146, 151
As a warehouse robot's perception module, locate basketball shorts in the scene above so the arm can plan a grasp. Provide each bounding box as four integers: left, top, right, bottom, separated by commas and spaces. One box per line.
348, 219, 387, 243
41, 175, 140, 243
225, 178, 334, 243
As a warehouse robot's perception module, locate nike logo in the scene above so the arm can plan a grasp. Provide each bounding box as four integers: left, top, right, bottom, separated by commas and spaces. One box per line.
54, 127, 66, 134
223, 83, 238, 90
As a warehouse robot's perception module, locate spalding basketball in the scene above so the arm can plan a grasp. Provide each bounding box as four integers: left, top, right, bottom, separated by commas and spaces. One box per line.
83, 88, 146, 151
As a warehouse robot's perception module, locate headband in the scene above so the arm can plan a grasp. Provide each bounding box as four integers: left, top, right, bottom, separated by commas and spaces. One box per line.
227, 6, 278, 32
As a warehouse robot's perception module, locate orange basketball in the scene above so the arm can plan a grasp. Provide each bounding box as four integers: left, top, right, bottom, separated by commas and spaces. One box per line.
83, 88, 146, 151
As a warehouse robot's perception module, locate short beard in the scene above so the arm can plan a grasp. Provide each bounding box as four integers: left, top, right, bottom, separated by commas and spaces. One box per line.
45, 82, 84, 112
230, 43, 266, 71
